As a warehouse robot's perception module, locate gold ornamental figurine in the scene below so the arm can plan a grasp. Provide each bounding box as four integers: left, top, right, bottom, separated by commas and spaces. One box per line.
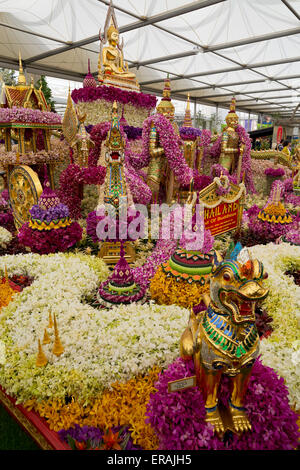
219, 97, 245, 182
180, 248, 269, 435
146, 77, 182, 203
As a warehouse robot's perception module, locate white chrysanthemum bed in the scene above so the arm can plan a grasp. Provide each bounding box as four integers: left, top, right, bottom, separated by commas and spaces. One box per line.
0, 243, 299, 409
0, 252, 189, 403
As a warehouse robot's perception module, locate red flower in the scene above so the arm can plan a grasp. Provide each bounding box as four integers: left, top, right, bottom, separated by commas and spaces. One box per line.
75, 440, 87, 450
101, 429, 122, 450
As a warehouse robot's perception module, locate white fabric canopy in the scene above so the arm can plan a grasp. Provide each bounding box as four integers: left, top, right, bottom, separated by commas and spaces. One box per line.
0, 0, 299, 116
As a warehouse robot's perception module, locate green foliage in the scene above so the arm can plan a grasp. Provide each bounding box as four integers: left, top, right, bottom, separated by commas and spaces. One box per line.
0, 68, 17, 86
35, 75, 56, 111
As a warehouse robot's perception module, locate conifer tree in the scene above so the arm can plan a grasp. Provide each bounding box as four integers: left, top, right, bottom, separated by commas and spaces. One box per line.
35, 75, 56, 111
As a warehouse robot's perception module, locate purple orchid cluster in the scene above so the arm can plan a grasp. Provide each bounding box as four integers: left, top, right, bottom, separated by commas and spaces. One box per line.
30, 203, 69, 223
179, 127, 202, 141
123, 125, 143, 140
146, 357, 299, 450
264, 167, 285, 177
71, 85, 157, 109
0, 106, 61, 124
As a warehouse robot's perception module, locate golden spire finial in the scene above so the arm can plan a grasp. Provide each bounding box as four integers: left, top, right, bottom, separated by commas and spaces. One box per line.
229, 96, 236, 113
183, 92, 193, 127
52, 314, 64, 356
42, 328, 51, 345
36, 339, 48, 367
18, 51, 27, 86
48, 311, 53, 329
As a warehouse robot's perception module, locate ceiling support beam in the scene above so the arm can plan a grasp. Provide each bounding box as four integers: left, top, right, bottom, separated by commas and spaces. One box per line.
281, 0, 300, 20
24, 0, 226, 65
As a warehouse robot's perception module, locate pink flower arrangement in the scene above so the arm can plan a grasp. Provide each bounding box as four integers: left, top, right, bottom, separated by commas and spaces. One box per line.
146, 357, 299, 450
0, 107, 61, 124
58, 164, 106, 219
71, 85, 156, 110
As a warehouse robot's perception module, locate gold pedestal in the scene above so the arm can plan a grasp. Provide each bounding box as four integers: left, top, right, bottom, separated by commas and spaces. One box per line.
98, 241, 136, 265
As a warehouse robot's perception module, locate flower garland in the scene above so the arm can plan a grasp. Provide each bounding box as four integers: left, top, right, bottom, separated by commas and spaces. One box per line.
139, 114, 193, 187
0, 253, 188, 403
146, 358, 299, 450
0, 107, 61, 125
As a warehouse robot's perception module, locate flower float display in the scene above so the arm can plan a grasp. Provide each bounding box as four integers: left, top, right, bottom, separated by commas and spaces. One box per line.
150, 211, 215, 308
96, 243, 147, 308
18, 178, 83, 254
0, 251, 188, 403
0, 107, 61, 125
146, 358, 299, 450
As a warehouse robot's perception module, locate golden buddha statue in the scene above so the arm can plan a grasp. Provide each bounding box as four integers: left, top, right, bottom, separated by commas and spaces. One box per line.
102, 26, 135, 79
98, 1, 140, 92
146, 77, 181, 203
219, 97, 245, 178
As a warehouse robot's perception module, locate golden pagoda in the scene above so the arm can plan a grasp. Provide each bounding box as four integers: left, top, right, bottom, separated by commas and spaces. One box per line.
1, 52, 48, 111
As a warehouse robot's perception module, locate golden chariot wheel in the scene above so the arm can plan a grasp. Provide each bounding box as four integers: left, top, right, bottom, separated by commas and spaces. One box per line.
8, 165, 43, 230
